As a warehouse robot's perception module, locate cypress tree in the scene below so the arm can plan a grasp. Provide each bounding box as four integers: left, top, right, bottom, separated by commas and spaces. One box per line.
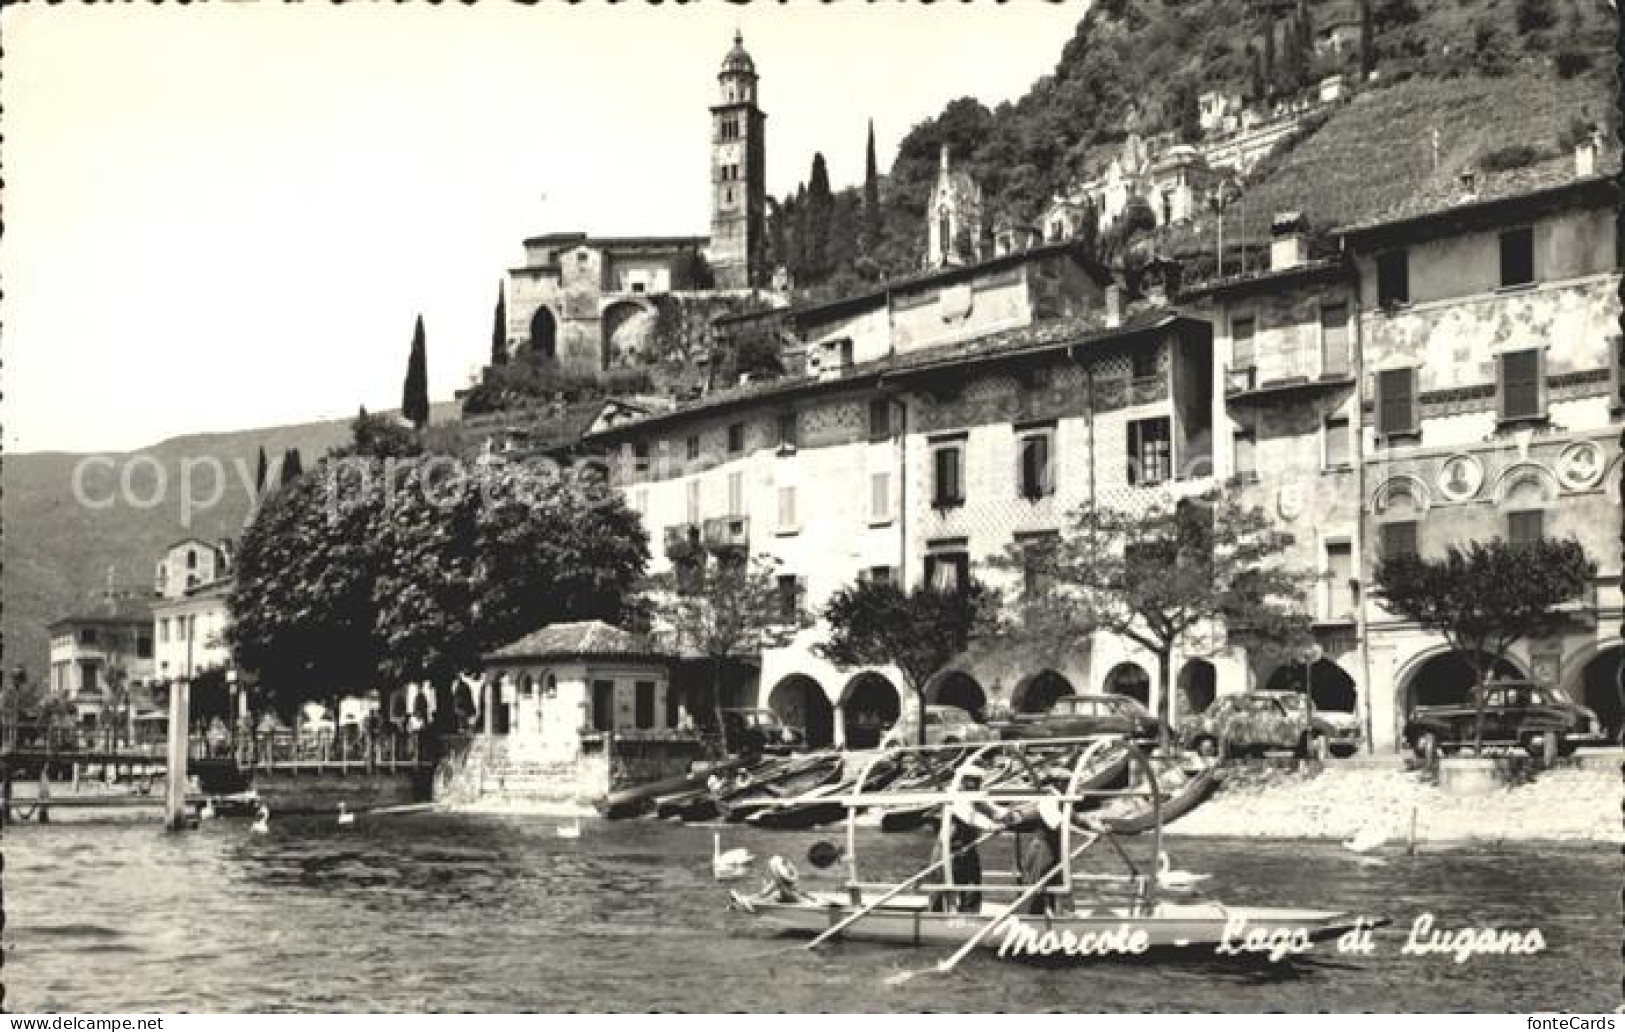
863, 120, 881, 254
1359, 0, 1376, 79
490, 283, 507, 367
254, 446, 268, 493
402, 314, 429, 430
805, 154, 834, 282
281, 448, 304, 485
1262, 22, 1277, 101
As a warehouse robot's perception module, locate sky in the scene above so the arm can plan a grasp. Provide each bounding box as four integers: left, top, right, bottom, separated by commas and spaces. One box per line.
4, 2, 1089, 454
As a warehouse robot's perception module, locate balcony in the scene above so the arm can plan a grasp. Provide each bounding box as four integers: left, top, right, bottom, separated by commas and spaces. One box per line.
1130, 375, 1166, 406
664, 524, 702, 558
702, 516, 750, 552
1225, 365, 1258, 395
1226, 367, 1356, 405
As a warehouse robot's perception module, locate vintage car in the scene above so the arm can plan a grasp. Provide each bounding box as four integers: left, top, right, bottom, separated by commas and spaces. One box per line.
721, 708, 804, 757
1177, 690, 1361, 760
1402, 680, 1606, 759
879, 705, 996, 750
999, 693, 1168, 744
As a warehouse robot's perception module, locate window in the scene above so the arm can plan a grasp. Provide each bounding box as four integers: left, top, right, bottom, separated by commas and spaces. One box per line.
725, 188, 733, 205
861, 566, 894, 585
1320, 302, 1350, 377
592, 680, 615, 732
727, 422, 745, 455
137, 634, 153, 660
1380, 520, 1418, 558
686, 435, 700, 462
777, 485, 798, 533
1612, 336, 1625, 412
870, 471, 892, 523
776, 575, 802, 620
1375, 368, 1419, 438
159, 619, 169, 644
1508, 509, 1544, 545
79, 628, 98, 646
776, 411, 798, 451
80, 661, 98, 693
1130, 347, 1159, 381
1127, 417, 1172, 486
868, 397, 892, 440
1017, 532, 1059, 599
633, 441, 651, 478
1499, 227, 1535, 287
932, 444, 964, 507
1324, 416, 1352, 469
665, 679, 682, 728
1376, 250, 1409, 307
727, 471, 744, 516
634, 681, 656, 730
187, 549, 198, 570
1233, 423, 1257, 480
924, 551, 969, 594
686, 480, 701, 526
1017, 429, 1053, 500
1231, 316, 1256, 367
1498, 348, 1544, 422
1326, 541, 1354, 619
633, 488, 648, 516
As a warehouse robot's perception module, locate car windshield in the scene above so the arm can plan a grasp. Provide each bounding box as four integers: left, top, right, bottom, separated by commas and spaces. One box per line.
1055, 699, 1102, 716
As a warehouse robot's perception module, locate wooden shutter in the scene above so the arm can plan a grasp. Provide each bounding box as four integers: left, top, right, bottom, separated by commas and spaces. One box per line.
1499, 349, 1541, 421
1377, 368, 1416, 436
1320, 303, 1350, 376
777, 485, 796, 531
935, 447, 961, 505
870, 472, 890, 521
1377, 251, 1409, 306
727, 472, 743, 516
1381, 521, 1418, 558
1508, 510, 1544, 545
1499, 227, 1534, 287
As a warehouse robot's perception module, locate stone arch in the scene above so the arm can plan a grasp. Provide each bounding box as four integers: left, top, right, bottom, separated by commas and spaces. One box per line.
767, 674, 833, 749
1178, 659, 1218, 714
601, 299, 657, 371
1263, 657, 1358, 713
1102, 662, 1152, 706
1491, 461, 1560, 510
1395, 647, 1527, 715
528, 306, 558, 361
1371, 474, 1431, 518
925, 669, 988, 720
1560, 639, 1624, 741
839, 672, 902, 749
1010, 669, 1076, 714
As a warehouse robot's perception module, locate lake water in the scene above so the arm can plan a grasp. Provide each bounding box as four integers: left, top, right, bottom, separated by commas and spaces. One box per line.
3, 814, 1615, 1012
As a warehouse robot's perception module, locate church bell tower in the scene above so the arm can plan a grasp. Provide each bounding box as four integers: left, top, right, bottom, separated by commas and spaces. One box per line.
709, 32, 766, 289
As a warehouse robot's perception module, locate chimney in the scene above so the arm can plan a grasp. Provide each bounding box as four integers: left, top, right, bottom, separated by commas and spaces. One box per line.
1457, 170, 1478, 202
1104, 284, 1124, 329
1576, 127, 1601, 177
1269, 211, 1309, 272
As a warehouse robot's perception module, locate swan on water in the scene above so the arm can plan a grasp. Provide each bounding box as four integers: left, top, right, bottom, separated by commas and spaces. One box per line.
712, 832, 754, 881
337, 802, 356, 827
1155, 851, 1210, 891
1343, 826, 1388, 853
250, 804, 271, 836
556, 818, 582, 839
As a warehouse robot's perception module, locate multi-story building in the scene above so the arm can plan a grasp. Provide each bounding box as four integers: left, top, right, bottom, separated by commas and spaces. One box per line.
154, 537, 231, 599
152, 578, 233, 684
1342, 166, 1622, 750
47, 597, 155, 725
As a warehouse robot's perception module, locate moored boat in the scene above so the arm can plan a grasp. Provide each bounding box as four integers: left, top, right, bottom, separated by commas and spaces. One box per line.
716, 753, 844, 823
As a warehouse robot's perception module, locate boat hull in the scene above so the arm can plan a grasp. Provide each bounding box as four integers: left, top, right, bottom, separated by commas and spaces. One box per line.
730, 893, 1373, 960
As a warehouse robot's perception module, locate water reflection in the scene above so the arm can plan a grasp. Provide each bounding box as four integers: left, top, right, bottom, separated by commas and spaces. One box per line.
4, 815, 1614, 1012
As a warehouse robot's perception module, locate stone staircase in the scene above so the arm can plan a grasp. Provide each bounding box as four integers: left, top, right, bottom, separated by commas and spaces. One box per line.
433, 734, 608, 813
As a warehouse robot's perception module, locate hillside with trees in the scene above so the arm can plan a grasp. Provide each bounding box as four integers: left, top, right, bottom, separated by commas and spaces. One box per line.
770, 0, 1616, 300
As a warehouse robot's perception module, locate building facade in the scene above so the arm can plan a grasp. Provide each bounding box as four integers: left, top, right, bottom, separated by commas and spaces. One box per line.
709, 32, 767, 290
47, 599, 155, 724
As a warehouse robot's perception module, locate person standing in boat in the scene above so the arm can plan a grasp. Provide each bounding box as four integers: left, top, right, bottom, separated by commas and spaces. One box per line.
933, 764, 1011, 914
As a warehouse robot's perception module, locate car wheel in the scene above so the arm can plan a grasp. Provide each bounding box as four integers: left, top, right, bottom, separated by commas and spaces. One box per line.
1329, 742, 1358, 759
1306, 734, 1328, 761
1193, 737, 1218, 760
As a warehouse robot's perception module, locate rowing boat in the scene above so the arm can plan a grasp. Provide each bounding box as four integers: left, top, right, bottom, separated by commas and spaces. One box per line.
716, 753, 845, 823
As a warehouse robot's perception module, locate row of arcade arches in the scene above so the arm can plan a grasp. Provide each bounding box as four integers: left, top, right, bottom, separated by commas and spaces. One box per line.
523, 302, 656, 371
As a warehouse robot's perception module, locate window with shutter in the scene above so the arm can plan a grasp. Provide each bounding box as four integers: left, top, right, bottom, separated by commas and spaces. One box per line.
686, 480, 701, 525
1326, 541, 1354, 619
777, 411, 798, 450
727, 423, 745, 454
1320, 303, 1350, 377
1499, 227, 1535, 287
1507, 510, 1544, 545
777, 485, 797, 532
634, 681, 656, 730
925, 552, 969, 594
1380, 520, 1418, 558
1377, 250, 1409, 307
1324, 416, 1351, 469
592, 680, 615, 732
870, 471, 891, 523
1498, 349, 1543, 422
868, 398, 892, 440
727, 472, 743, 516
1231, 316, 1256, 367
776, 575, 802, 620
686, 436, 700, 462
933, 445, 963, 506
1233, 425, 1257, 479
1018, 431, 1053, 499
1376, 368, 1417, 437
1613, 336, 1625, 412
1127, 418, 1172, 485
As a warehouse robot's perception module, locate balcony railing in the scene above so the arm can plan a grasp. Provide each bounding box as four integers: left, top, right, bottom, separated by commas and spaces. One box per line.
1225, 364, 1258, 395
664, 524, 702, 556
702, 516, 749, 551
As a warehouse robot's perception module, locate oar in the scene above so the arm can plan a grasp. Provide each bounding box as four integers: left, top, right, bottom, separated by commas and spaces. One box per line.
803, 822, 1007, 951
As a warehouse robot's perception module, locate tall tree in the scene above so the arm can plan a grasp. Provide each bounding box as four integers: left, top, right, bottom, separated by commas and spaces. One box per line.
402, 314, 430, 430
254, 446, 269, 493
1372, 538, 1594, 755
1359, 0, 1376, 78
280, 448, 304, 484
1262, 21, 1278, 102
819, 580, 994, 745
863, 119, 881, 254
1006, 491, 1317, 744
1247, 43, 1267, 103
653, 552, 808, 739
802, 154, 834, 282
490, 283, 507, 368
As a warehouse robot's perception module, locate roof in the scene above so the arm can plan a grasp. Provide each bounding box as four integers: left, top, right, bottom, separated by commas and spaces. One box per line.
720, 30, 756, 78
1177, 257, 1350, 301
1336, 172, 1618, 244
152, 577, 233, 610
49, 597, 154, 629
585, 308, 1194, 441
520, 233, 708, 251
789, 240, 1110, 326
485, 620, 669, 663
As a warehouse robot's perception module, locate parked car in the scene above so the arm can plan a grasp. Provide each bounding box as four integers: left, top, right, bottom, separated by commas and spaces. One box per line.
721, 708, 804, 757
880, 705, 995, 750
1402, 680, 1606, 759
999, 694, 1167, 744
1178, 691, 1361, 760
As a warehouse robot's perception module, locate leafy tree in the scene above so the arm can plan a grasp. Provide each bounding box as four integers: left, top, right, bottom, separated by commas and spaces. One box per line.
818, 580, 994, 745
337, 407, 422, 461
490, 283, 507, 367
671, 248, 715, 290
652, 553, 808, 738
1372, 538, 1594, 755
402, 314, 430, 430
1006, 491, 1317, 744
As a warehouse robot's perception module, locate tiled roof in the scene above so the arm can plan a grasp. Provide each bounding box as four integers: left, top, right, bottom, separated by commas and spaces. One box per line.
584, 308, 1186, 440
486, 620, 668, 662
1337, 168, 1618, 237
50, 597, 154, 628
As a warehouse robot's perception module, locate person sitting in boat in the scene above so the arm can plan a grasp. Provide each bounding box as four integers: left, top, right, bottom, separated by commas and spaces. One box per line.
932, 764, 1013, 915
1015, 797, 1068, 917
